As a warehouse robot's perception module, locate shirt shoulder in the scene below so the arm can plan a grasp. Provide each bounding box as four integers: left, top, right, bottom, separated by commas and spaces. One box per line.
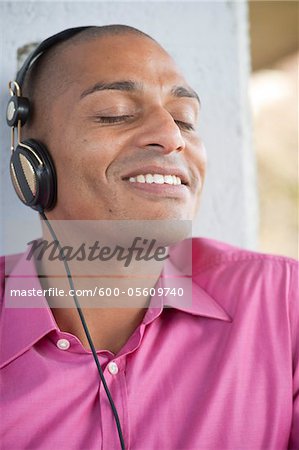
191, 237, 298, 301
191, 236, 298, 272
190, 238, 298, 344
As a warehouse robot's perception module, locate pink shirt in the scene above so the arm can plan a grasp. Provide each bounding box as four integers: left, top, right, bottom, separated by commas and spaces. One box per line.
1, 237, 298, 449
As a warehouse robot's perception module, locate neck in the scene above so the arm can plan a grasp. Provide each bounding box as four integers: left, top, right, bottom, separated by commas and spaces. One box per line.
34, 220, 167, 353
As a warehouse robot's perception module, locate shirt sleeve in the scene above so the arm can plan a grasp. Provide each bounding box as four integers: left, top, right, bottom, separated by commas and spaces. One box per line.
288, 261, 299, 449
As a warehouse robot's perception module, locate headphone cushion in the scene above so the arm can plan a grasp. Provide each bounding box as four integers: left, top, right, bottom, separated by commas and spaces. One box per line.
10, 139, 57, 211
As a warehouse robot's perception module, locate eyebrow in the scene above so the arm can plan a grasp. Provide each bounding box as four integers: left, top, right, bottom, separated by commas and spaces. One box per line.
80, 80, 140, 99
80, 79, 201, 105
171, 85, 201, 105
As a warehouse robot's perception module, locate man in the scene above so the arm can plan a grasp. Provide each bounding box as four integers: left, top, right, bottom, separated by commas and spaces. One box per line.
1, 25, 298, 449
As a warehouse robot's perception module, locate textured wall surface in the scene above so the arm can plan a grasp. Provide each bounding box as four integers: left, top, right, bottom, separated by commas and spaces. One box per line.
0, 1, 257, 254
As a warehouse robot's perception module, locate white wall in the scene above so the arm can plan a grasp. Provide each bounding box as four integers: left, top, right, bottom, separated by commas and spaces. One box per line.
0, 0, 258, 254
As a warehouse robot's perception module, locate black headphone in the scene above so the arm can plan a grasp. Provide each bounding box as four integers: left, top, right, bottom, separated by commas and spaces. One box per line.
6, 27, 92, 212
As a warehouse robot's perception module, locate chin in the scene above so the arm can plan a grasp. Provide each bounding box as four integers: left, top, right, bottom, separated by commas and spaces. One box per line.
118, 215, 192, 248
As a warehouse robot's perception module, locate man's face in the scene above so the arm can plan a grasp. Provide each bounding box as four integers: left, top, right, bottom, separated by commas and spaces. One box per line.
44, 33, 207, 221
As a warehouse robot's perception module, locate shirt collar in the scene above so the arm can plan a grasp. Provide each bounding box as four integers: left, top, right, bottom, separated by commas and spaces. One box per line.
160, 256, 231, 321
0, 247, 58, 368
1, 238, 231, 368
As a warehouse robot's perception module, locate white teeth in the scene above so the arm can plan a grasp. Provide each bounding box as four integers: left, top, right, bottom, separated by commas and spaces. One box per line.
128, 173, 183, 185
136, 174, 145, 183
145, 174, 154, 183
153, 174, 164, 184
164, 175, 174, 185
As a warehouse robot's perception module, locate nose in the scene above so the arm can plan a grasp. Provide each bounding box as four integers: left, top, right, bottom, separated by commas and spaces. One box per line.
136, 107, 186, 154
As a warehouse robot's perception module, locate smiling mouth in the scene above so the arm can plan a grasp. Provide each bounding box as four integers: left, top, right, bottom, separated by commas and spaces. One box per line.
122, 172, 189, 199
122, 173, 187, 186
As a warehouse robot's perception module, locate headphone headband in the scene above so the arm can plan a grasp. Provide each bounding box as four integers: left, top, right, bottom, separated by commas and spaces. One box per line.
16, 26, 93, 87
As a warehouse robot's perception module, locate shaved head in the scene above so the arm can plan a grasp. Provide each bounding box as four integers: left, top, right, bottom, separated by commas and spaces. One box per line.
22, 25, 155, 135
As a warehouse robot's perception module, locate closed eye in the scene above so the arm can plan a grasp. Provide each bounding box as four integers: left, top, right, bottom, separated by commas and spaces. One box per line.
92, 115, 195, 131
174, 120, 195, 131
93, 115, 134, 123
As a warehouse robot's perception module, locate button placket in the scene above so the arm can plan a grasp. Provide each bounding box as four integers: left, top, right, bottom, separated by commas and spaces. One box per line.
99, 358, 129, 449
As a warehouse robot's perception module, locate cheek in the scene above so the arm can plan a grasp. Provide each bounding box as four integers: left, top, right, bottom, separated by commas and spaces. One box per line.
198, 142, 207, 178
188, 136, 207, 181
61, 133, 113, 184
75, 129, 124, 168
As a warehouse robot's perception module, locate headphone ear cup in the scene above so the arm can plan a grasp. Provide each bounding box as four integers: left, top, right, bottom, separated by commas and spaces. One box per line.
10, 139, 57, 211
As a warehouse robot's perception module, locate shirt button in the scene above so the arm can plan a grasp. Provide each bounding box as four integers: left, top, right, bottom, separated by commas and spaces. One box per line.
57, 338, 70, 350
108, 361, 119, 375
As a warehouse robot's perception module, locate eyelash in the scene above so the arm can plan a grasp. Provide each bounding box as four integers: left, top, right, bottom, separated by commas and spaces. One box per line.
94, 115, 195, 131
175, 120, 195, 131
94, 115, 134, 123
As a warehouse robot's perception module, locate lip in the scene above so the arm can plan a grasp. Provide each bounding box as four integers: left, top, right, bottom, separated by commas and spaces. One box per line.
123, 179, 189, 199
121, 165, 190, 186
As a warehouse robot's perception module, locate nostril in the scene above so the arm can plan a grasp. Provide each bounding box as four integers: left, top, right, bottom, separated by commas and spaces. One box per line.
146, 144, 164, 150
146, 143, 184, 153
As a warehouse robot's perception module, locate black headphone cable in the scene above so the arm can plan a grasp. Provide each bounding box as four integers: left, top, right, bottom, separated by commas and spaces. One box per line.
39, 209, 126, 450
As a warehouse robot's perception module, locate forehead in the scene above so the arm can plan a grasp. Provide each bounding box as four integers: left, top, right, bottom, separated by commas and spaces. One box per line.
61, 34, 187, 89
